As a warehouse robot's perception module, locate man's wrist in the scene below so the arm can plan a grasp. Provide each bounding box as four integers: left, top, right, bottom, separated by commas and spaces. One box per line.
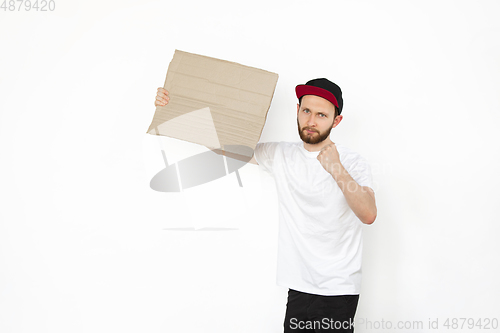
329, 162, 345, 181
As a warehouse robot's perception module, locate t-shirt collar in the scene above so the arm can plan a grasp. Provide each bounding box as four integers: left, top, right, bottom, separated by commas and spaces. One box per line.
298, 142, 321, 158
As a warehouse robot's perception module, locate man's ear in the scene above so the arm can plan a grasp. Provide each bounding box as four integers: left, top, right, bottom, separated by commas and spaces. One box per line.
332, 115, 343, 128
297, 103, 300, 115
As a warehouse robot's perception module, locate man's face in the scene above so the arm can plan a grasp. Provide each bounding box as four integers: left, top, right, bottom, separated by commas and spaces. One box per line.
297, 95, 340, 144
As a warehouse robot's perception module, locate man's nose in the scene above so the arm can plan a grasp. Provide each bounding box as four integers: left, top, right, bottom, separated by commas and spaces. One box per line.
307, 114, 316, 126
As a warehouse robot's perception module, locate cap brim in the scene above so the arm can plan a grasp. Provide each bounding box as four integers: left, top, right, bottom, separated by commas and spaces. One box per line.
295, 85, 339, 109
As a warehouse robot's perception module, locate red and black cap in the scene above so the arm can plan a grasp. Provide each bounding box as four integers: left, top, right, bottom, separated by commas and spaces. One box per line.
295, 78, 343, 115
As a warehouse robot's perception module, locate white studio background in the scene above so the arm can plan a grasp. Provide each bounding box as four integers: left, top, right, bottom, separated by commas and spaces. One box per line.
1, 1, 499, 332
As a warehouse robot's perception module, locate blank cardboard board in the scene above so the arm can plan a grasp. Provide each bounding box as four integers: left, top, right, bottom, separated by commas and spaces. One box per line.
146, 50, 279, 163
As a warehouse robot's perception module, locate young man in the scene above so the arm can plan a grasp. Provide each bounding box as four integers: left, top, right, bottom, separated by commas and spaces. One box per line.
154, 78, 377, 333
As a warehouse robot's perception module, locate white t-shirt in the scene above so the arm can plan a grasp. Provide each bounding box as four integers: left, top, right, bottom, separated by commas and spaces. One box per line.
254, 141, 373, 296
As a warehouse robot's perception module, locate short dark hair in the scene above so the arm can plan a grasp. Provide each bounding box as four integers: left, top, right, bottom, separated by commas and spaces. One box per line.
298, 96, 338, 118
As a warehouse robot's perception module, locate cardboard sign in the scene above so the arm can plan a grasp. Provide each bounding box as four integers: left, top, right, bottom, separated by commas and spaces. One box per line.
146, 50, 279, 164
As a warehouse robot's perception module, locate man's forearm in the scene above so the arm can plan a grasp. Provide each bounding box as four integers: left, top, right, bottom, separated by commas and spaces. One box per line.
329, 163, 377, 224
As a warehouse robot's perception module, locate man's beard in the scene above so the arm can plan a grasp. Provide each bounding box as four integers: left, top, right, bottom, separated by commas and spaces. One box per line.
297, 119, 333, 144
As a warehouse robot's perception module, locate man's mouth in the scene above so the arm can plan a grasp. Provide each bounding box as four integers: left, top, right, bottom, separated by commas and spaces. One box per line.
305, 128, 317, 134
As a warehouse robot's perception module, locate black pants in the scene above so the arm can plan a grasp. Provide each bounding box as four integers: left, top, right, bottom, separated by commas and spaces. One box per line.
283, 289, 359, 333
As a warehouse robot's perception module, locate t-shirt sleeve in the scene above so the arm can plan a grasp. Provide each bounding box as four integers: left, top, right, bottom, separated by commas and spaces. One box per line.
345, 154, 374, 190
253, 142, 279, 174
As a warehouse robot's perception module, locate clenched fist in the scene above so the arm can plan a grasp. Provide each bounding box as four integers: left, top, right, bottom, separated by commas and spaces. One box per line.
317, 143, 342, 176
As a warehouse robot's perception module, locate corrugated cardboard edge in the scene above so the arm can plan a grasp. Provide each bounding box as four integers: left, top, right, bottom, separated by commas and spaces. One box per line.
146, 49, 278, 165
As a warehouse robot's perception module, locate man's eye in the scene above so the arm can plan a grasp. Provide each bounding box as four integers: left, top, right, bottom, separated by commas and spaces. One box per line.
319, 114, 326, 117
303, 109, 310, 113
